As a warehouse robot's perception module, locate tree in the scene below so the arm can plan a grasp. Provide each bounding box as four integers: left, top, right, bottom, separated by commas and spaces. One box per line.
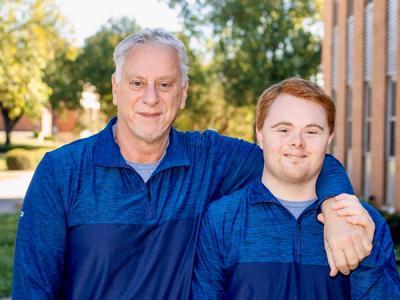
76, 17, 141, 118
44, 44, 81, 112
0, 0, 70, 145
165, 0, 322, 106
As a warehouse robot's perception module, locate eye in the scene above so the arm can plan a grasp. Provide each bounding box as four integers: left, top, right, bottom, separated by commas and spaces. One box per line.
277, 128, 288, 133
130, 81, 143, 88
306, 130, 319, 135
159, 82, 172, 89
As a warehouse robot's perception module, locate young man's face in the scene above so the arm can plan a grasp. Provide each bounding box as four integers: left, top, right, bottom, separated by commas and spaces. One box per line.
256, 93, 334, 185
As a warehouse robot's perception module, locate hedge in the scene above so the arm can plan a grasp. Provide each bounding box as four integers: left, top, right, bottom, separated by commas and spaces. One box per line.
5, 148, 50, 170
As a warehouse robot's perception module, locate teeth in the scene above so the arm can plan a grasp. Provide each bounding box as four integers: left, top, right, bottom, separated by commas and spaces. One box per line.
286, 154, 305, 158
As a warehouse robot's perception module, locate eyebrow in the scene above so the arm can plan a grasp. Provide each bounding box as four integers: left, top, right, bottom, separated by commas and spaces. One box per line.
270, 122, 325, 131
126, 74, 177, 81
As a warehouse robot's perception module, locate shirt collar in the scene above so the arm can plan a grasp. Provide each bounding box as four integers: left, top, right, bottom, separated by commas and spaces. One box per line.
248, 181, 320, 212
248, 181, 280, 206
94, 117, 191, 170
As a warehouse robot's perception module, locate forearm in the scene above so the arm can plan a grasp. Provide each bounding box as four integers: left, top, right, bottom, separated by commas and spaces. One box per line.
316, 154, 353, 202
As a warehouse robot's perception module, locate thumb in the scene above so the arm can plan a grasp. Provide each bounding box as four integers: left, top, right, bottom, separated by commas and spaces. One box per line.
317, 213, 325, 224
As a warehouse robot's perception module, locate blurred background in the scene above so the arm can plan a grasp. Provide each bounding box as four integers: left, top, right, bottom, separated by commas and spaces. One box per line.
0, 0, 399, 298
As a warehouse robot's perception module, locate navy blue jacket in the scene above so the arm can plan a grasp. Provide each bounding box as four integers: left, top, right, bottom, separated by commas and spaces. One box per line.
13, 118, 353, 299
192, 181, 400, 299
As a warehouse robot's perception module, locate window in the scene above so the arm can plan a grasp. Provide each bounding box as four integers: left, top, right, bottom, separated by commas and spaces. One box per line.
347, 0, 354, 17
385, 78, 396, 208
363, 83, 372, 198
334, 0, 338, 26
345, 87, 352, 170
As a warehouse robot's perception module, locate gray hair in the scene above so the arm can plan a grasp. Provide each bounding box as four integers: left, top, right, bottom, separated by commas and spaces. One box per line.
113, 28, 189, 86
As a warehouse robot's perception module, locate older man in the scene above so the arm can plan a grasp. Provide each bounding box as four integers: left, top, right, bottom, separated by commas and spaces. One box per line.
13, 29, 373, 299
192, 78, 400, 299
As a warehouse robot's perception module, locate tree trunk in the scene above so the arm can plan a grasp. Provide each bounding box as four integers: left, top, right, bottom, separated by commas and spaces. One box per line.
0, 106, 21, 146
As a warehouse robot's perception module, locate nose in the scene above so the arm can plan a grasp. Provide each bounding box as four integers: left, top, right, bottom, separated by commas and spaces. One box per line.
289, 132, 305, 148
142, 83, 159, 106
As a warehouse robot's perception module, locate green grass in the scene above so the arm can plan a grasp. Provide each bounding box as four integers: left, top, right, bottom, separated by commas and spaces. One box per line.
0, 213, 19, 298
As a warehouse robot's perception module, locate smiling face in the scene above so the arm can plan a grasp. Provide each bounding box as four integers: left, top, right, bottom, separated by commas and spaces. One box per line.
256, 93, 334, 186
112, 42, 188, 146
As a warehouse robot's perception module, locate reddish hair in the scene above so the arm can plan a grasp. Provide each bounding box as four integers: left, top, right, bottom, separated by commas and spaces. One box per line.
256, 77, 335, 134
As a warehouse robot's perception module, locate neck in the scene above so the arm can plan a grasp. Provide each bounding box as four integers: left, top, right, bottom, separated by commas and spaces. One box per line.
261, 168, 317, 201
115, 125, 169, 164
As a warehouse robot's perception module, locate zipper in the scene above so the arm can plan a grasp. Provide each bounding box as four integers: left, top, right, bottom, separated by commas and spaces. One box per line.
145, 183, 155, 219
295, 218, 301, 263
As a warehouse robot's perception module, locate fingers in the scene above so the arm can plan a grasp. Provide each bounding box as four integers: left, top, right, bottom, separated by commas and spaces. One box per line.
345, 217, 374, 254
352, 231, 368, 262
361, 227, 373, 255
331, 196, 360, 210
335, 206, 365, 217
329, 244, 350, 275
365, 215, 375, 243
333, 193, 358, 203
345, 215, 369, 226
317, 213, 325, 224
324, 241, 338, 277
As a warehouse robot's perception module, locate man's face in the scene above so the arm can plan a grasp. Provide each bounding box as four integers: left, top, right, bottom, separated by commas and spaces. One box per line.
112, 42, 188, 145
256, 93, 334, 185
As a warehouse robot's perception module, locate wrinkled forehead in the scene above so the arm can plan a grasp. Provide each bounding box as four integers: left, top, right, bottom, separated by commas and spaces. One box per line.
122, 43, 182, 76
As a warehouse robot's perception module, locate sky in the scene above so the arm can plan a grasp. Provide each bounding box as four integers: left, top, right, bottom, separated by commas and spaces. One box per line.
57, 0, 182, 46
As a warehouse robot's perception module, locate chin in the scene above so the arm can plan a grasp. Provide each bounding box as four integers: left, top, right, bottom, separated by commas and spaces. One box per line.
282, 169, 310, 183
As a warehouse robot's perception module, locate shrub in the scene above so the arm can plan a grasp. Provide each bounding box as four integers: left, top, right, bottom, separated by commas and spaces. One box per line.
5, 148, 49, 170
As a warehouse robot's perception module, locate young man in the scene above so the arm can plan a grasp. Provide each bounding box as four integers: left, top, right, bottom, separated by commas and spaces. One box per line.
192, 78, 400, 299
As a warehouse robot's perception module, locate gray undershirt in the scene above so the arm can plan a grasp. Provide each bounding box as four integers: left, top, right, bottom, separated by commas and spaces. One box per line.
277, 198, 318, 219
112, 124, 165, 182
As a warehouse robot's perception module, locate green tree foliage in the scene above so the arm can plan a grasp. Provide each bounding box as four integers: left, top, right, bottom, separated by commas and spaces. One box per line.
167, 0, 321, 106
76, 17, 141, 118
44, 44, 81, 111
0, 0, 71, 145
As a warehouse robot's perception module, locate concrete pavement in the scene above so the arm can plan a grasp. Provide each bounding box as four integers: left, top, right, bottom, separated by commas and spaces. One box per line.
0, 170, 34, 213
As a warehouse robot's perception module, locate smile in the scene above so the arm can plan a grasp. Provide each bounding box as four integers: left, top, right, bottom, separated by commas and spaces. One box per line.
138, 112, 162, 118
284, 154, 306, 159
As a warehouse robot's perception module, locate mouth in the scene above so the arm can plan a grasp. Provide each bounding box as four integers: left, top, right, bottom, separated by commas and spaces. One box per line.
284, 153, 307, 159
138, 112, 162, 118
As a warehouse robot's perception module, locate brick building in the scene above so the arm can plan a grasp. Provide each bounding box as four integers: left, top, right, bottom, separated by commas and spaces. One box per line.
323, 0, 400, 212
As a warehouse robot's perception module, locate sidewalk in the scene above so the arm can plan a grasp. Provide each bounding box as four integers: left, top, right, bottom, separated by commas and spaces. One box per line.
0, 170, 34, 213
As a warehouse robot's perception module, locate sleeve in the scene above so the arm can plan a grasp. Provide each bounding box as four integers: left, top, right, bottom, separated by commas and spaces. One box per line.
315, 154, 354, 203
210, 133, 353, 202
192, 209, 226, 300
350, 210, 400, 299
207, 132, 263, 199
12, 153, 67, 299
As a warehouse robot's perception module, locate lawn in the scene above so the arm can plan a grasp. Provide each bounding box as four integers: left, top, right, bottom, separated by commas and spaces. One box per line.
0, 213, 19, 298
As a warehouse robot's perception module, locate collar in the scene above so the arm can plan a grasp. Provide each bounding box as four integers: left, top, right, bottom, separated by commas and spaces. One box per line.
94, 117, 191, 170
248, 181, 280, 206
248, 181, 319, 210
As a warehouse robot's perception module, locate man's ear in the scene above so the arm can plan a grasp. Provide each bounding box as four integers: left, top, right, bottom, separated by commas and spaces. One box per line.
327, 133, 334, 148
180, 81, 189, 109
111, 74, 118, 106
256, 128, 264, 150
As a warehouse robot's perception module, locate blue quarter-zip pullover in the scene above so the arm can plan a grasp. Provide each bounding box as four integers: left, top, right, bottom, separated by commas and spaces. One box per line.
192, 181, 400, 299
